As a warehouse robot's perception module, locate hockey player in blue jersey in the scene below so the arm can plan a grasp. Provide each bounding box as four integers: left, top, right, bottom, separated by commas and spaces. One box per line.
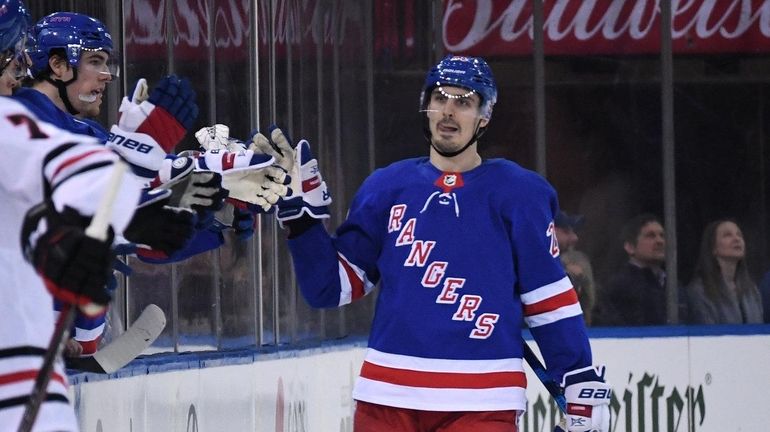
274, 55, 611, 431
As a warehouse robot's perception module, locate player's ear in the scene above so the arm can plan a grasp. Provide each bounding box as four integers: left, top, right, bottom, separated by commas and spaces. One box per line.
479, 117, 489, 128
48, 54, 70, 78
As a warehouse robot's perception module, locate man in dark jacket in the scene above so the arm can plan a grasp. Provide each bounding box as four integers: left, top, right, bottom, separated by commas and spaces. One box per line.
595, 213, 668, 326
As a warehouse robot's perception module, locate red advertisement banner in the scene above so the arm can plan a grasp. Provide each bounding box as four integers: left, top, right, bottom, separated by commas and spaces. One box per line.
443, 0, 770, 56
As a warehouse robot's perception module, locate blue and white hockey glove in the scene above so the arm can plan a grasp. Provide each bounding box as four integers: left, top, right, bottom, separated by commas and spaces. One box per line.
556, 366, 612, 432
194, 124, 291, 212
151, 154, 228, 228
275, 138, 331, 227
107, 76, 198, 179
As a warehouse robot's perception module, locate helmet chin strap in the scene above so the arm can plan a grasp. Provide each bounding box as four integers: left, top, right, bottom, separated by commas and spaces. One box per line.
45, 68, 80, 115
428, 118, 488, 158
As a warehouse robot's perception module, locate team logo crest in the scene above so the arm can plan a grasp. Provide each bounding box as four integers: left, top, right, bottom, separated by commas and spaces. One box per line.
434, 172, 464, 193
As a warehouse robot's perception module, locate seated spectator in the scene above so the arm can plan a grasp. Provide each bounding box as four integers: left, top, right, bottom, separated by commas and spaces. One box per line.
555, 210, 584, 252
560, 250, 597, 325
687, 220, 763, 324
759, 271, 770, 323
594, 213, 667, 326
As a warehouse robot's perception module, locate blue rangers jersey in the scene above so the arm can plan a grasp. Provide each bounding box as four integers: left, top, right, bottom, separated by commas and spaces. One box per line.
288, 157, 592, 411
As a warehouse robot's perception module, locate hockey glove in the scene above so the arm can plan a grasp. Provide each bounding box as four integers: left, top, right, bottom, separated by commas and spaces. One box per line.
557, 366, 612, 432
195, 124, 247, 152
21, 203, 113, 315
213, 200, 256, 241
123, 188, 197, 256
107, 76, 198, 179
250, 125, 296, 174
275, 139, 331, 227
151, 154, 228, 227
192, 148, 290, 212
196, 124, 292, 211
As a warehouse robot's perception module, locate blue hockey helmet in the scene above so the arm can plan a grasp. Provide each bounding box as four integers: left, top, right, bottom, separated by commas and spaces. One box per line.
27, 12, 116, 78
420, 55, 498, 120
0, 0, 30, 56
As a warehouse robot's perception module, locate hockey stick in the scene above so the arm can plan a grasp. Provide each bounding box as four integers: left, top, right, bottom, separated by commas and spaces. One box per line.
65, 303, 166, 373
18, 161, 128, 432
521, 338, 567, 413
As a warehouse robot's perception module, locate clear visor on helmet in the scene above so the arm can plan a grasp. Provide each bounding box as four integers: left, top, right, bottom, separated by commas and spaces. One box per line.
0, 33, 29, 80
420, 86, 486, 121
79, 47, 121, 81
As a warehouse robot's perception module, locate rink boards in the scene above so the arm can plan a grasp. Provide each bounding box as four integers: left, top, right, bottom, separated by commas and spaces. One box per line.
69, 326, 770, 431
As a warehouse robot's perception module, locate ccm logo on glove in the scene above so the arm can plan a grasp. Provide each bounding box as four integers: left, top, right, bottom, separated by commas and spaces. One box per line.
106, 133, 153, 154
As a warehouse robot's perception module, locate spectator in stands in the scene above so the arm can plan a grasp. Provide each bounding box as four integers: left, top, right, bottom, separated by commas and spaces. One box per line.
759, 271, 770, 323
560, 250, 597, 325
687, 219, 763, 324
594, 213, 667, 326
555, 210, 584, 252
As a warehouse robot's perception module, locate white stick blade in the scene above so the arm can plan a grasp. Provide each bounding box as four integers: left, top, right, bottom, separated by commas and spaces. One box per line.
92, 304, 166, 373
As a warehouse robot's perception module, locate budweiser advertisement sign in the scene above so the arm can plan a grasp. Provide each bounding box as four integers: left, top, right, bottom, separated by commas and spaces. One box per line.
443, 0, 770, 56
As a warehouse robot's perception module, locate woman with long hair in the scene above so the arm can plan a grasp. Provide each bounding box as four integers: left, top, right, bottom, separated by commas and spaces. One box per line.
687, 219, 763, 324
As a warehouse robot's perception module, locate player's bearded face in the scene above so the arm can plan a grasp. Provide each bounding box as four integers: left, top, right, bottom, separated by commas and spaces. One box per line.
68, 51, 113, 118
425, 86, 488, 153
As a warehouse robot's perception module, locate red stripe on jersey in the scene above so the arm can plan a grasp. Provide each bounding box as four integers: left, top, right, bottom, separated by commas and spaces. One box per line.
51, 149, 109, 182
339, 256, 365, 301
360, 361, 526, 389
0, 369, 66, 386
523, 289, 579, 317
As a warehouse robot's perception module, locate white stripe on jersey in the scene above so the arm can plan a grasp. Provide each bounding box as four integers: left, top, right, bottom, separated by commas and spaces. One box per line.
365, 348, 524, 373
525, 303, 583, 328
353, 378, 527, 411
520, 276, 572, 305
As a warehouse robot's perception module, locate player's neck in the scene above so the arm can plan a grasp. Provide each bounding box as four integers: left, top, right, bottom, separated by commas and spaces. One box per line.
33, 81, 68, 114
429, 146, 482, 173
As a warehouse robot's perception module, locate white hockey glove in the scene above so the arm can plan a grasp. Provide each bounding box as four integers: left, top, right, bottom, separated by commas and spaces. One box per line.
250, 126, 296, 174
557, 366, 612, 432
275, 138, 331, 227
107, 76, 198, 179
195, 124, 247, 152
193, 124, 291, 212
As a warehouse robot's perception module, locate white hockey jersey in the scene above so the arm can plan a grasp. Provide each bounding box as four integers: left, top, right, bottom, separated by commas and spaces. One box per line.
0, 98, 142, 432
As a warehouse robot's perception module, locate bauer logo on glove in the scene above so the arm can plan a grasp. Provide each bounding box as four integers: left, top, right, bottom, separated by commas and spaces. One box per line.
560, 365, 612, 432
107, 76, 198, 179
